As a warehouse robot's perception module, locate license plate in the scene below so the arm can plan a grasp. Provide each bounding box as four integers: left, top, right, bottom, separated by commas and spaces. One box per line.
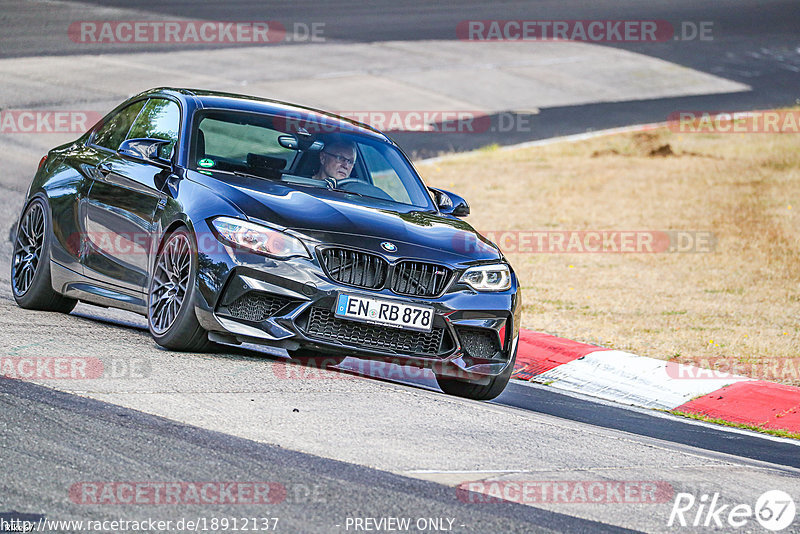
334, 293, 434, 332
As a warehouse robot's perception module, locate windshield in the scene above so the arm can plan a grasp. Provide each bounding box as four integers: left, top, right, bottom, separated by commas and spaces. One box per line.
189, 110, 435, 209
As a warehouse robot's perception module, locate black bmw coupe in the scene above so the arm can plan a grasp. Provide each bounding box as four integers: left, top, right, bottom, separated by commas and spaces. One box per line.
11, 88, 521, 400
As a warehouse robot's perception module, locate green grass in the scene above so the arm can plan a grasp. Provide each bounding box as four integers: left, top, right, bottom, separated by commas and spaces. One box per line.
670, 410, 800, 440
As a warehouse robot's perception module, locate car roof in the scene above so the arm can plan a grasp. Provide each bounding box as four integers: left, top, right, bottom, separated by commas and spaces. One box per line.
133, 87, 391, 143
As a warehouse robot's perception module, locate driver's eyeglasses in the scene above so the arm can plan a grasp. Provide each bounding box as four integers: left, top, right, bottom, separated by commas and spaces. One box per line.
324, 152, 355, 166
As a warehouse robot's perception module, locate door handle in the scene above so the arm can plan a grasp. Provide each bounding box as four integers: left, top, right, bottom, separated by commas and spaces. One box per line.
97, 162, 113, 174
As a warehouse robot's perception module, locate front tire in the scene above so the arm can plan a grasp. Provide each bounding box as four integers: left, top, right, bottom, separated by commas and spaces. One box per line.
11, 197, 77, 313
435, 353, 516, 401
148, 228, 211, 351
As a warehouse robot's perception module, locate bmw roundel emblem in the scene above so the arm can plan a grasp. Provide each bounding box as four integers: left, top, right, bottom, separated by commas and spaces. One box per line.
381, 242, 397, 252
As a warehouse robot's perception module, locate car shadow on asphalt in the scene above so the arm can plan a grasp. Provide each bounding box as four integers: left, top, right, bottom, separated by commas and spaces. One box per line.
68, 303, 444, 394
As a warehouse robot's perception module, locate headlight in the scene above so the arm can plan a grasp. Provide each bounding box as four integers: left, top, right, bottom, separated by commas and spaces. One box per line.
211, 217, 310, 259
459, 264, 511, 291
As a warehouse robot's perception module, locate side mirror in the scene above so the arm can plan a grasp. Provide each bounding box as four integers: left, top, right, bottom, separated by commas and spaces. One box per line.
429, 187, 470, 217
118, 138, 173, 167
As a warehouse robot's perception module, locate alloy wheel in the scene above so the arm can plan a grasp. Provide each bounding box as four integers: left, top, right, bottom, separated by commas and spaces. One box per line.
149, 233, 192, 335
12, 202, 45, 296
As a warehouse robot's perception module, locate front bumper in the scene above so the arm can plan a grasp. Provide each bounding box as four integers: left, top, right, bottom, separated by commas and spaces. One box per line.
192, 227, 521, 379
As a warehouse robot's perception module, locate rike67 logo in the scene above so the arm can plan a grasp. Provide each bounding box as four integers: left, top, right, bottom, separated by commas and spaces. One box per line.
668, 490, 796, 531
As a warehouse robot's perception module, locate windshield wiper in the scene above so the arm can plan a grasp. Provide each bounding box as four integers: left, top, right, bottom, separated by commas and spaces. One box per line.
327, 187, 364, 197
233, 170, 279, 181
198, 168, 273, 181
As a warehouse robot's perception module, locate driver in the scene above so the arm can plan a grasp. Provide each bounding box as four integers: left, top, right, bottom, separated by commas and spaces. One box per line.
313, 140, 356, 187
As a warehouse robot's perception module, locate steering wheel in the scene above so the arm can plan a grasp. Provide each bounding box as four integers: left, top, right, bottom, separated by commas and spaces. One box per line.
334, 178, 362, 189
333, 178, 394, 201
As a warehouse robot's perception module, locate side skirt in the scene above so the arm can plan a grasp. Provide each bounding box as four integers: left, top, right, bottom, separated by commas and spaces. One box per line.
51, 261, 147, 315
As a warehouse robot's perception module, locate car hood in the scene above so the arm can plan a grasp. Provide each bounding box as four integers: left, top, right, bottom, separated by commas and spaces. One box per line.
191, 171, 501, 263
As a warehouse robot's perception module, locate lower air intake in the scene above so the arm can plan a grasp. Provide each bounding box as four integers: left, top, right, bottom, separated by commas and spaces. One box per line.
227, 292, 290, 322
456, 327, 501, 359
304, 307, 446, 357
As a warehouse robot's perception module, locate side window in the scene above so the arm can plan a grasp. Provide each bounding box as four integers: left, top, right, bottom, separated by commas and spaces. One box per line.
92, 100, 146, 152
127, 98, 181, 159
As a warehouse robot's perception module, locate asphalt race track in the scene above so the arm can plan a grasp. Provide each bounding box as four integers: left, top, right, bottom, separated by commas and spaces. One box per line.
1, 1, 800, 533
3, 378, 637, 534
1, 0, 799, 154
2, 300, 800, 533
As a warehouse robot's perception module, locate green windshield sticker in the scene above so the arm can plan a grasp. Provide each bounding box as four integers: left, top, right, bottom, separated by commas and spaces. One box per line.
198, 158, 215, 168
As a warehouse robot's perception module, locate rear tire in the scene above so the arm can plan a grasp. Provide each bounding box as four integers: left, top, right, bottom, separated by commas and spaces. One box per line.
287, 348, 346, 368
148, 228, 212, 352
11, 197, 77, 313
435, 352, 516, 401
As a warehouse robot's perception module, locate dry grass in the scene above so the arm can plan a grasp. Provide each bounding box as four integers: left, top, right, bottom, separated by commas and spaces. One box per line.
417, 124, 800, 385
